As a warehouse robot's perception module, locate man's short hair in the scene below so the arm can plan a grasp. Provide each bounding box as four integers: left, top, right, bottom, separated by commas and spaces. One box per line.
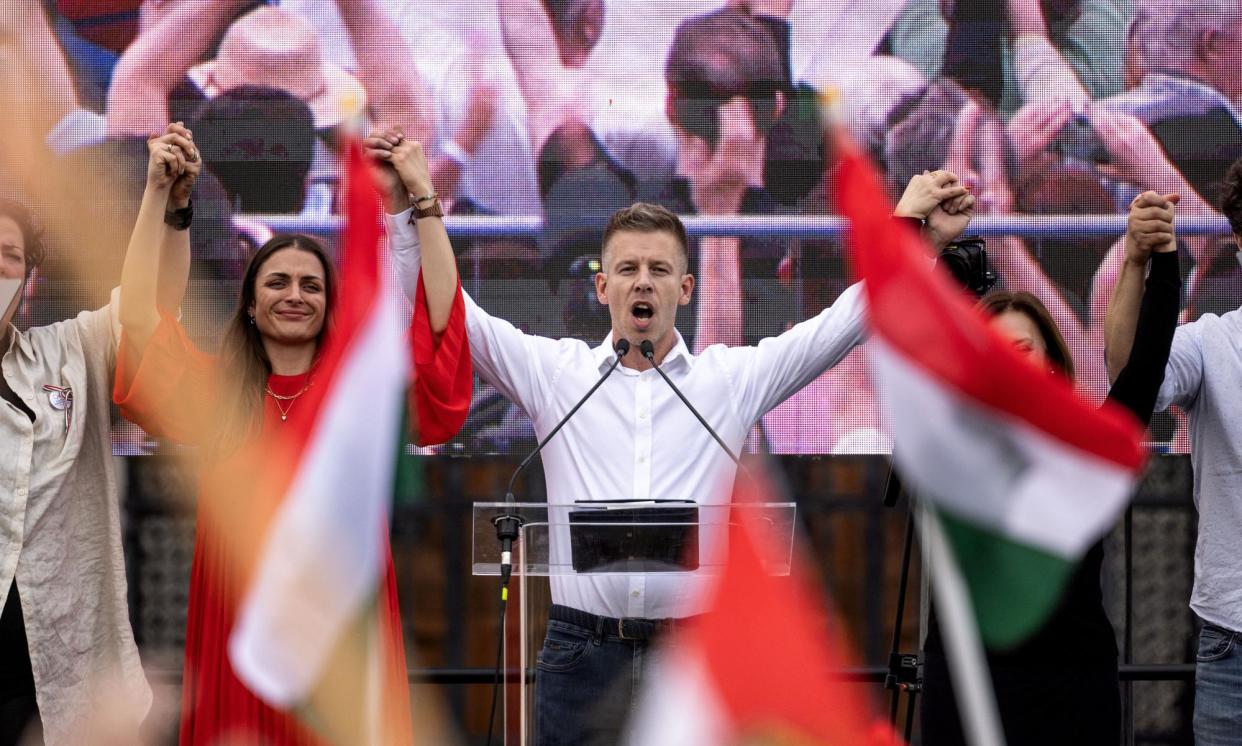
883, 80, 971, 194
542, 0, 593, 35
0, 198, 46, 279
192, 85, 315, 214
1129, 0, 1239, 76
665, 7, 784, 147
1221, 156, 1242, 235
601, 202, 689, 270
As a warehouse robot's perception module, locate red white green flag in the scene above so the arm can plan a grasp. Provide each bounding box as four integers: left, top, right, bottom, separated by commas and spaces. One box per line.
832, 142, 1148, 650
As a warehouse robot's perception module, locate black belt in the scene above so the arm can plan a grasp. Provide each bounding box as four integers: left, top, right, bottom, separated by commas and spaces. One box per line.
548, 604, 693, 642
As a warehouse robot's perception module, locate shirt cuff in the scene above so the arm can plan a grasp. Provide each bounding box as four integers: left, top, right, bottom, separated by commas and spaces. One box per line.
384, 207, 423, 303
46, 109, 108, 156
384, 207, 421, 252
1012, 35, 1089, 108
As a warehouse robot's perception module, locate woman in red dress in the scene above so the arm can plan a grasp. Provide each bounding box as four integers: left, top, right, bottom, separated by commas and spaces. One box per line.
113, 127, 469, 744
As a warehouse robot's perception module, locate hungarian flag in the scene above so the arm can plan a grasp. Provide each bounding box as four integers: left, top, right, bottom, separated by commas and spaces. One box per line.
227, 140, 410, 711
833, 144, 1148, 648
625, 476, 897, 745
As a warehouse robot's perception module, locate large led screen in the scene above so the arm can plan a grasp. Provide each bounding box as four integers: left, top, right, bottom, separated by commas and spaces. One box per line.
10, 0, 1232, 454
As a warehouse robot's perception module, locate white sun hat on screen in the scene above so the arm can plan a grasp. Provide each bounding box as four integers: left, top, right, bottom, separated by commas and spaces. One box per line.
188, 6, 366, 130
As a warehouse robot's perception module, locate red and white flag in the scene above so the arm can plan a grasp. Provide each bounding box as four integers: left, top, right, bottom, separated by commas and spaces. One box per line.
626, 476, 897, 745
833, 140, 1148, 743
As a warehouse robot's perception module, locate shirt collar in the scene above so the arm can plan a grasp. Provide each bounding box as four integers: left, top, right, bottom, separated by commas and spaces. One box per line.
1, 323, 18, 357
1143, 73, 1240, 117
592, 330, 696, 372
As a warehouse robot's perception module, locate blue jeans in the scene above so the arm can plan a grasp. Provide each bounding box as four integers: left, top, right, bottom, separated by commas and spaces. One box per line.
1196, 622, 1242, 745
533, 619, 651, 746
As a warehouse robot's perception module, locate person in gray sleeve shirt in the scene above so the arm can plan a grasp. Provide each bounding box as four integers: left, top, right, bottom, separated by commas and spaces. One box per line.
1105, 163, 1242, 745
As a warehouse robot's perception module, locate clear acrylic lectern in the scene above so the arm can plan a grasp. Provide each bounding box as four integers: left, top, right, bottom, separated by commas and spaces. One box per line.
471, 501, 797, 744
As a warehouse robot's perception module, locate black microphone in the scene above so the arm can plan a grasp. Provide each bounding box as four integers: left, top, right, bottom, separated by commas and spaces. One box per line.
639, 339, 742, 465
493, 338, 632, 587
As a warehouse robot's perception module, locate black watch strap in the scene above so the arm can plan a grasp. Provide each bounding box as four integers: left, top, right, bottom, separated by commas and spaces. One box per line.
164, 200, 193, 231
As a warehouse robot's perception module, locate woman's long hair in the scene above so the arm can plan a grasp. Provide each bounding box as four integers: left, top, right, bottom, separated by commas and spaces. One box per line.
211, 234, 336, 454
977, 291, 1076, 383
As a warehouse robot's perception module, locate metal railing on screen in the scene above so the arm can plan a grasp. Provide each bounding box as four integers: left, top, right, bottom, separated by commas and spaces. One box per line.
247, 213, 1233, 240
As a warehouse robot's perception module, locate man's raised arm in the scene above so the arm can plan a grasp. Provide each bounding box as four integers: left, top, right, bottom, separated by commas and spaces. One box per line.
1104, 192, 1179, 384
367, 128, 563, 416
498, 0, 579, 151
107, 0, 252, 136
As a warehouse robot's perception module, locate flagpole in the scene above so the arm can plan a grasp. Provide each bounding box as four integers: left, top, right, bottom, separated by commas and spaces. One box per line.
918, 500, 1006, 746
365, 608, 383, 745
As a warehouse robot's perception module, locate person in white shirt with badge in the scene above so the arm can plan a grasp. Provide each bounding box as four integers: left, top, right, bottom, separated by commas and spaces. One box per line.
1, 122, 199, 746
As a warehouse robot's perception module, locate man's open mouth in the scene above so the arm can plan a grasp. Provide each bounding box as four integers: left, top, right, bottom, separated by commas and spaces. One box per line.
632, 302, 654, 320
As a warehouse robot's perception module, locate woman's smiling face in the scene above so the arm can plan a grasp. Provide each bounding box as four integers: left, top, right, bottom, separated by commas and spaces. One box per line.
249, 247, 328, 345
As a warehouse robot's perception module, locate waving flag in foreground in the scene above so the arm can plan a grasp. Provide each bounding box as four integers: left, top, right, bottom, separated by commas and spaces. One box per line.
834, 142, 1148, 743
834, 143, 1147, 649
625, 475, 898, 745
227, 141, 411, 738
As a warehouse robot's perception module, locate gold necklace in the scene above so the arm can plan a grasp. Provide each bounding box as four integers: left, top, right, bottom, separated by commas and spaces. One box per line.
265, 381, 312, 422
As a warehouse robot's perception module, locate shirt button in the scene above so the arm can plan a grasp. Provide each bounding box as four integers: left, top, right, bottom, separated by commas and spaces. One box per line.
638, 455, 647, 463
631, 591, 641, 598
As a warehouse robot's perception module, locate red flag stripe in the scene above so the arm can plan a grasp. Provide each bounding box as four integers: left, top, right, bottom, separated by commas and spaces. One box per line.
833, 146, 1146, 471
688, 479, 894, 743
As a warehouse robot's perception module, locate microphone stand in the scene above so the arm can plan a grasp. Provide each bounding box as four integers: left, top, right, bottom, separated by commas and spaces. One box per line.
485, 337, 631, 746
493, 338, 633, 585
881, 464, 921, 743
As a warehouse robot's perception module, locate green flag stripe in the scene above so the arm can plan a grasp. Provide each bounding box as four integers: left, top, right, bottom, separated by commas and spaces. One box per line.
938, 510, 1077, 650
392, 389, 425, 506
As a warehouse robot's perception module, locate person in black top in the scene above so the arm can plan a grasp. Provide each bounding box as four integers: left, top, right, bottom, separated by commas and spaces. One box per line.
920, 190, 1181, 746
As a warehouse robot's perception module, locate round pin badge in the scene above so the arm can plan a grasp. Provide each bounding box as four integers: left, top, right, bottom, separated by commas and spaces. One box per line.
48, 389, 70, 410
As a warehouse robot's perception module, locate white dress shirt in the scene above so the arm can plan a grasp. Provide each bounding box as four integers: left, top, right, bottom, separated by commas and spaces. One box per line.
0, 295, 151, 745
386, 210, 867, 617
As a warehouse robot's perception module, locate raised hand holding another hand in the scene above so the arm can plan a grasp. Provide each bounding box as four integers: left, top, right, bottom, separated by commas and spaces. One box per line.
1125, 191, 1179, 265
364, 126, 410, 212
145, 122, 198, 203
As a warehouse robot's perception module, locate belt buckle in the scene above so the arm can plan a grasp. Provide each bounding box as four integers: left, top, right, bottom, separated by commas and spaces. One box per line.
618, 618, 632, 640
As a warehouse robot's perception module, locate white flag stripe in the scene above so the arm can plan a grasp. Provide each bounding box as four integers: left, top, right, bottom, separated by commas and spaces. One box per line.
230, 287, 408, 707
873, 342, 1133, 558
623, 648, 732, 746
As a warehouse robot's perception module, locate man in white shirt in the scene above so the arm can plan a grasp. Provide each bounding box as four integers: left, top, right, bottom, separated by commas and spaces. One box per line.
372, 128, 971, 742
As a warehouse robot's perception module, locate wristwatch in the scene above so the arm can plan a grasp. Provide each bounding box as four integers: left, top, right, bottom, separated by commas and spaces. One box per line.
411, 193, 443, 221
164, 200, 193, 231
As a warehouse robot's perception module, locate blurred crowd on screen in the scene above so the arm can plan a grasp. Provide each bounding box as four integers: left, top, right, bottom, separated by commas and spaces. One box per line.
12, 0, 1242, 453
